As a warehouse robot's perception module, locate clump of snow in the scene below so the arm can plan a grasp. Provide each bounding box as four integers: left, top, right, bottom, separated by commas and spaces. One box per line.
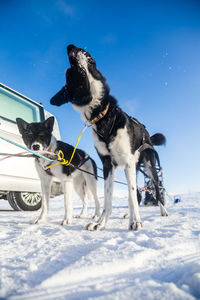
0, 192, 199, 299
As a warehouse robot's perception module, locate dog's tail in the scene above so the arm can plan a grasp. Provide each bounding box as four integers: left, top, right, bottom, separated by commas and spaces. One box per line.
150, 133, 166, 146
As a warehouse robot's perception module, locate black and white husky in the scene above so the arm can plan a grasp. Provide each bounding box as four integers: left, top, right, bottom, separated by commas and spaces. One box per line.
50, 44, 169, 231
16, 116, 100, 225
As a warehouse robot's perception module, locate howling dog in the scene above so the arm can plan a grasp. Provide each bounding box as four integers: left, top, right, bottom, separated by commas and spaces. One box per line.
50, 44, 169, 231
16, 116, 100, 225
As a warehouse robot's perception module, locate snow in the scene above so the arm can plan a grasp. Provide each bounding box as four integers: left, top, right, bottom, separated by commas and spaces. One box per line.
0, 191, 200, 300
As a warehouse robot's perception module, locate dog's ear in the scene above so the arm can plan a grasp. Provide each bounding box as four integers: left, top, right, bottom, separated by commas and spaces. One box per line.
50, 86, 69, 106
16, 118, 29, 134
43, 116, 54, 132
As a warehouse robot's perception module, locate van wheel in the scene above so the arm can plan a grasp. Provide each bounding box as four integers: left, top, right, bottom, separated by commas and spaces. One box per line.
7, 191, 42, 211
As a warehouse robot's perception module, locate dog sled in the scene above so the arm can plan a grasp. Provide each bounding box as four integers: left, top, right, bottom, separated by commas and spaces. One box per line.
138, 162, 165, 206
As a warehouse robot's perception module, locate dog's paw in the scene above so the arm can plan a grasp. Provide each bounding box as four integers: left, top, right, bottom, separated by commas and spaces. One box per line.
160, 206, 170, 216
86, 222, 97, 231
129, 221, 143, 231
92, 213, 100, 220
31, 218, 44, 224
86, 222, 105, 231
75, 213, 85, 219
123, 213, 129, 219
60, 219, 71, 226
161, 211, 170, 217
159, 203, 170, 217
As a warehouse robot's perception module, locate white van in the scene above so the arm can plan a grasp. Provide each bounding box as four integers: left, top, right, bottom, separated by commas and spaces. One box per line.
0, 83, 62, 210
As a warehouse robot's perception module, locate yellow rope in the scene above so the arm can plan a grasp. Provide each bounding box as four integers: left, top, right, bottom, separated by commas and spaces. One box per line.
46, 124, 89, 169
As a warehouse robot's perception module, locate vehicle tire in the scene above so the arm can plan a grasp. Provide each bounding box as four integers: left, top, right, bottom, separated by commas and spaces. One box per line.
7, 191, 42, 211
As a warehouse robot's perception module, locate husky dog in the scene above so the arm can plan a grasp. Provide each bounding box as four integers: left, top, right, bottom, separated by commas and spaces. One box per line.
16, 116, 100, 225
50, 44, 169, 231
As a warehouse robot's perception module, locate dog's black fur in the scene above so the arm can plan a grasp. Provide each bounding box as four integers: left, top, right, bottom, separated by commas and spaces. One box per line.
50, 44, 169, 231
16, 116, 100, 224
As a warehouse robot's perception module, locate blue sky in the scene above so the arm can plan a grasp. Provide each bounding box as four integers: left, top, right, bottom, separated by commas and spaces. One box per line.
1, 0, 200, 194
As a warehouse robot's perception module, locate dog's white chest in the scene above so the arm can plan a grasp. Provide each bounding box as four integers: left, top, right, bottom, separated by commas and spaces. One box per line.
92, 129, 109, 156
109, 127, 132, 166
93, 127, 132, 167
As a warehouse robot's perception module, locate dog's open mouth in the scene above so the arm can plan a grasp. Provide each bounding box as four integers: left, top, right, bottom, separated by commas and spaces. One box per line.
67, 44, 92, 70
67, 44, 79, 66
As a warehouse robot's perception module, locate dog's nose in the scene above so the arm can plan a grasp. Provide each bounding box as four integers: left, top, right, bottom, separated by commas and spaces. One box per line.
32, 144, 40, 151
67, 44, 78, 55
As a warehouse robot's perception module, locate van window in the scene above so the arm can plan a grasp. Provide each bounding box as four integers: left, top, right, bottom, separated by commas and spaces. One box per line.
0, 88, 41, 123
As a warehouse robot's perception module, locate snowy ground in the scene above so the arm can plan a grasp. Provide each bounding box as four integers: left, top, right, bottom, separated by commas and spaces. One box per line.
0, 190, 200, 300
